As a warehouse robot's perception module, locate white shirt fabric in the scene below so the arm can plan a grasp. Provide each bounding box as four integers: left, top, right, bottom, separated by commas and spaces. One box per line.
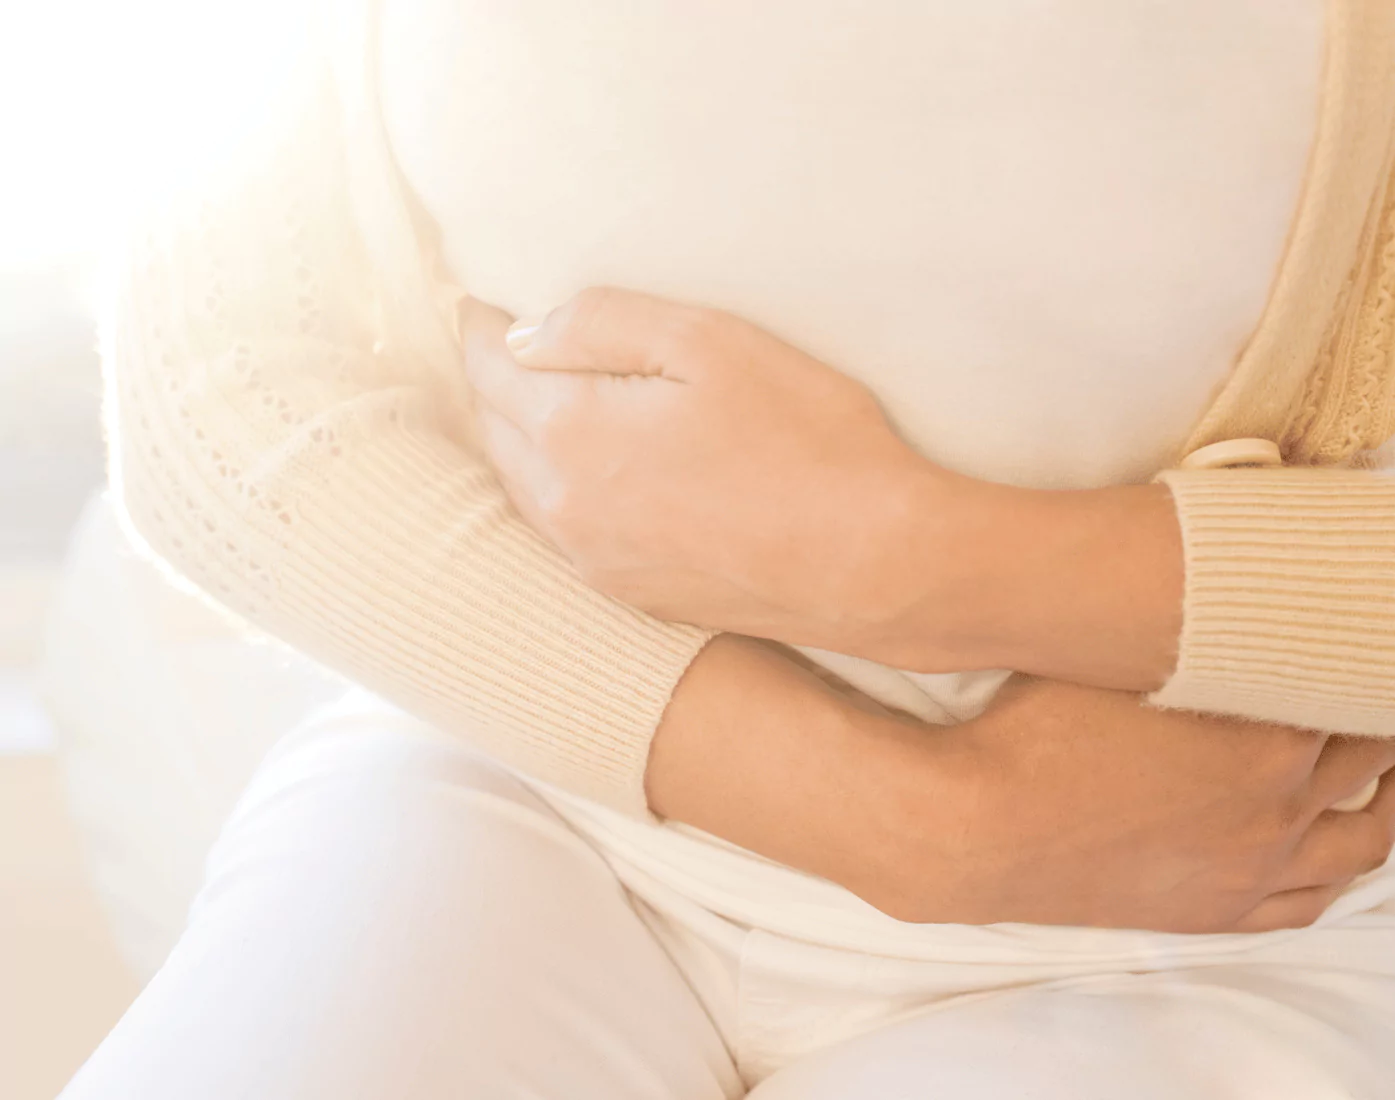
381, 0, 1319, 490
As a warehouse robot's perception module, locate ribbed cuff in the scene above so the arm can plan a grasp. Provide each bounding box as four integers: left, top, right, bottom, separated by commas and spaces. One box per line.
277, 427, 717, 818
122, 381, 714, 819
1149, 467, 1395, 736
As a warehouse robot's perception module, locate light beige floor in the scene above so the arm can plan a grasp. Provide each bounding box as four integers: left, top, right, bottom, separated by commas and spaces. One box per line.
1, 754, 138, 1100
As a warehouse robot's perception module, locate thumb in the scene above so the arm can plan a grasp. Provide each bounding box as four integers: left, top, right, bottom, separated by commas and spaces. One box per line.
505, 286, 688, 377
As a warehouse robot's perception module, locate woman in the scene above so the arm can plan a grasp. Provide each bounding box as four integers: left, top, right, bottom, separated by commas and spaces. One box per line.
70, 0, 1395, 1095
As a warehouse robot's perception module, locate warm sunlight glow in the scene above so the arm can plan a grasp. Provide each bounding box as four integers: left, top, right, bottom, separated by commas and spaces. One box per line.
0, 1, 311, 272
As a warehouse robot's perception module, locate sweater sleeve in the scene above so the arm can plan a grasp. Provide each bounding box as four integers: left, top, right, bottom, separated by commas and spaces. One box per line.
1148, 463, 1395, 737
105, 62, 711, 817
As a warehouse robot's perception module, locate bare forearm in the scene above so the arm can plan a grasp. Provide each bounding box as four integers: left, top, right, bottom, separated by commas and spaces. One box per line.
986, 481, 1183, 691
645, 633, 963, 912
643, 633, 1395, 933
851, 466, 1184, 692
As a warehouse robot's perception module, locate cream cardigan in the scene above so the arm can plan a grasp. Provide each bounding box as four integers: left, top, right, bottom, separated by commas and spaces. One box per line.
106, 0, 1395, 817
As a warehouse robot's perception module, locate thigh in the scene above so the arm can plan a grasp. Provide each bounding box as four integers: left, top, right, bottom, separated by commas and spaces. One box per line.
747, 965, 1395, 1100
61, 697, 741, 1100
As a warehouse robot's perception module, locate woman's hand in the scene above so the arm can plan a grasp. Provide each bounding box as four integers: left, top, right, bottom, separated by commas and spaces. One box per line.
649, 639, 1395, 933
459, 290, 1188, 691
852, 677, 1395, 932
457, 289, 966, 659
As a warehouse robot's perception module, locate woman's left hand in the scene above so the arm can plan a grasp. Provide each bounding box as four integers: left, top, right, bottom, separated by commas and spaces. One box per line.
458, 287, 964, 652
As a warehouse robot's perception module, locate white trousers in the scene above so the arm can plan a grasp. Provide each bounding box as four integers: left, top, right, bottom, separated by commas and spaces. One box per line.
63, 694, 1395, 1098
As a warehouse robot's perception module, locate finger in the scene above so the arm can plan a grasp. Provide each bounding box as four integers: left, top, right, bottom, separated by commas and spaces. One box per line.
505, 286, 696, 378
476, 407, 557, 537
1232, 883, 1345, 934
1271, 808, 1392, 891
1332, 777, 1381, 813
462, 319, 589, 434
456, 296, 532, 427
1358, 767, 1395, 844
453, 294, 515, 339
1303, 736, 1395, 816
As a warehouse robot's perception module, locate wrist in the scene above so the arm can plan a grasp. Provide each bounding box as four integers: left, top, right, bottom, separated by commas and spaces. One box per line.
999, 483, 1183, 690
846, 460, 1023, 672
644, 634, 891, 827
854, 468, 1184, 692
644, 633, 967, 914
923, 480, 1184, 690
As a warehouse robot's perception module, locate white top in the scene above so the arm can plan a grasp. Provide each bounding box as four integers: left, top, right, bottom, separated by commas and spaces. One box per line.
381, 0, 1321, 492
379, 0, 1322, 722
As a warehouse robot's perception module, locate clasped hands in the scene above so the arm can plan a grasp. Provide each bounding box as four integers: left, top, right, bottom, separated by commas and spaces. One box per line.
458, 287, 1395, 933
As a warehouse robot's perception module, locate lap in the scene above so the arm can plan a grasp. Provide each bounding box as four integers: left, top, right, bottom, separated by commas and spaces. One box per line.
61, 697, 741, 1100
62, 694, 1395, 1099
749, 964, 1395, 1099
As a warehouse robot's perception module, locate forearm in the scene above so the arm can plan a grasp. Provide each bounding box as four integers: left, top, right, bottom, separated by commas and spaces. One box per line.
646, 636, 1395, 931
990, 482, 1184, 691
860, 459, 1395, 737
848, 466, 1184, 693
645, 633, 966, 914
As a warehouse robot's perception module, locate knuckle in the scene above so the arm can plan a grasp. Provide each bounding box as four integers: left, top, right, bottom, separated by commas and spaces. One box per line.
672, 303, 720, 338
1362, 823, 1394, 874
660, 304, 723, 355
563, 286, 622, 345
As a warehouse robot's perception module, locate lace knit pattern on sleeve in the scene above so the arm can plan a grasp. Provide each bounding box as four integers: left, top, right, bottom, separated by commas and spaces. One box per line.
1283, 170, 1395, 467
105, 71, 711, 817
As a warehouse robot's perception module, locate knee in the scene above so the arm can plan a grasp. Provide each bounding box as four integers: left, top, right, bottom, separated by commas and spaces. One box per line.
196, 712, 591, 918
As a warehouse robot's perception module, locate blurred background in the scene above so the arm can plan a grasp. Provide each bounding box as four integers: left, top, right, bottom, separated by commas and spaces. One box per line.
1, 5, 313, 1095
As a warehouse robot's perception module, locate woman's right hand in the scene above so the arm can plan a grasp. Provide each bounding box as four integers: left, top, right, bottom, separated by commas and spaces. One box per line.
853, 676, 1395, 933
646, 638, 1395, 935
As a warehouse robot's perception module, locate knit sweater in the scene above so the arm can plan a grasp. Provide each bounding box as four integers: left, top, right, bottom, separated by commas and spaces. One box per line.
106, 0, 1395, 818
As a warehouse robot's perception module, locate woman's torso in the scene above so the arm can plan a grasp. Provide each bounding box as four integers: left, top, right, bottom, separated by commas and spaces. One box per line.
373, 2, 1395, 956
380, 0, 1321, 492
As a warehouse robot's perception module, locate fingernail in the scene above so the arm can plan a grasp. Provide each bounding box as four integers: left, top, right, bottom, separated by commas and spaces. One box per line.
505, 321, 540, 355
